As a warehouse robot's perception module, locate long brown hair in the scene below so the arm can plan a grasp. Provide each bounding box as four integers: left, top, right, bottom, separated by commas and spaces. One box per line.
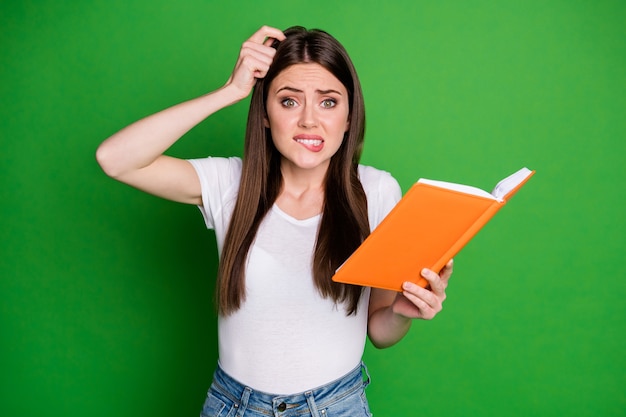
218, 26, 369, 316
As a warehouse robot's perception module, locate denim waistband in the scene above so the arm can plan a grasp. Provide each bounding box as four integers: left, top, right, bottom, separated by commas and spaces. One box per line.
209, 362, 371, 416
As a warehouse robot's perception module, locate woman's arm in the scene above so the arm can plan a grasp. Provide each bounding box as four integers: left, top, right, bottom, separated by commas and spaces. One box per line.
95, 26, 285, 204
367, 260, 453, 349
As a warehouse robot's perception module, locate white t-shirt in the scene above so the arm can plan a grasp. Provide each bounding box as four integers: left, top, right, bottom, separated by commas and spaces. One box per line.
188, 156, 401, 394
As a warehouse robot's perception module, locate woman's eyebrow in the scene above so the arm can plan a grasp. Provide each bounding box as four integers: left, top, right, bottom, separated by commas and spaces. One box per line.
317, 89, 343, 96
276, 86, 303, 94
275, 86, 343, 95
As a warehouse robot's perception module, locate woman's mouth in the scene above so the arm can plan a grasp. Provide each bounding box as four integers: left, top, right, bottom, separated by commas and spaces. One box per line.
294, 135, 324, 152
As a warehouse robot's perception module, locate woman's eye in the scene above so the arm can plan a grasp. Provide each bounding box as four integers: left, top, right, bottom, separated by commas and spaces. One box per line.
321, 99, 336, 108
281, 98, 297, 108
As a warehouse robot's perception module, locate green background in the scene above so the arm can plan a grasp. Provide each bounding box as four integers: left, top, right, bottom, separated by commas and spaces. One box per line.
2, 1, 624, 416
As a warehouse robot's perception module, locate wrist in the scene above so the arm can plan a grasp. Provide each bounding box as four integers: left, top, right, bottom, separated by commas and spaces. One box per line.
368, 305, 412, 349
390, 306, 412, 326
220, 80, 251, 104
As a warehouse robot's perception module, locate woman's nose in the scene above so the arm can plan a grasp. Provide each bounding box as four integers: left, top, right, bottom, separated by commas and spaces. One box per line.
298, 103, 318, 128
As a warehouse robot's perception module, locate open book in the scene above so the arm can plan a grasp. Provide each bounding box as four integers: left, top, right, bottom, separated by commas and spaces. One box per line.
332, 167, 535, 291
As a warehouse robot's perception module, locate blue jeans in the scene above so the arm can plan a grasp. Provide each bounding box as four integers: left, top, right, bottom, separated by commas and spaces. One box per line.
200, 362, 373, 417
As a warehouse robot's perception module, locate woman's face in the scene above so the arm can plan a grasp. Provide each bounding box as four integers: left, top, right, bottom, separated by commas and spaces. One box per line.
265, 63, 350, 176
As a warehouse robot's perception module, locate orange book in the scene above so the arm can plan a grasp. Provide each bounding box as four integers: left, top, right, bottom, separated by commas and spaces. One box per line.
332, 167, 535, 291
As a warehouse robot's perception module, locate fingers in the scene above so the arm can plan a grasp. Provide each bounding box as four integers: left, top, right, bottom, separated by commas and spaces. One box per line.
420, 268, 446, 297
243, 25, 286, 73
238, 41, 277, 78
400, 282, 440, 320
398, 261, 453, 320
393, 261, 453, 321
420, 259, 453, 293
248, 25, 286, 45
440, 259, 454, 281
227, 26, 285, 97
403, 281, 442, 307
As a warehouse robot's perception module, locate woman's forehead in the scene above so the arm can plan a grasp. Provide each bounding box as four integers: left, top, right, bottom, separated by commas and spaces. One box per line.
270, 63, 346, 93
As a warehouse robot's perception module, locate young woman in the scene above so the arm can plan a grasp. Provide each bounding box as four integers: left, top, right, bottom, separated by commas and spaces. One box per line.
97, 25, 453, 417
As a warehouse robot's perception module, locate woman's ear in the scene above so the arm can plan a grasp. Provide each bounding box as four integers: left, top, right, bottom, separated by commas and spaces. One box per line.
263, 109, 270, 129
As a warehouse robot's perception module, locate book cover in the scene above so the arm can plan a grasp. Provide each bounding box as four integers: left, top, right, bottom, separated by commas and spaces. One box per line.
332, 167, 535, 291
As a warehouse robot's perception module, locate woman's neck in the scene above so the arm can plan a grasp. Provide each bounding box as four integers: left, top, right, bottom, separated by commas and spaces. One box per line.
275, 163, 327, 220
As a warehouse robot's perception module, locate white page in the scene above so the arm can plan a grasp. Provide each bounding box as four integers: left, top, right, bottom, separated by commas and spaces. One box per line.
491, 167, 533, 200
417, 167, 532, 202
417, 178, 496, 200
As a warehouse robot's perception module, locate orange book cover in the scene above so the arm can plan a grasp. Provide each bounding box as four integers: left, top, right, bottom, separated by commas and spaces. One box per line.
332, 167, 535, 291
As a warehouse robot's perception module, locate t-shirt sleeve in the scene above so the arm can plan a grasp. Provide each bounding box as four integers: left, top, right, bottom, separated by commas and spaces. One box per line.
186, 156, 242, 230
358, 165, 403, 231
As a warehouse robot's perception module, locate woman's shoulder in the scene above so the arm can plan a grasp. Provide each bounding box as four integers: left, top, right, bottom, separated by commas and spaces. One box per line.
188, 155, 242, 171
187, 156, 242, 183
357, 164, 400, 192
358, 164, 402, 228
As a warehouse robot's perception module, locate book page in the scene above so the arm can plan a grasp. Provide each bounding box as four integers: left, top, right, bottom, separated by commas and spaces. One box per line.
416, 179, 496, 200
491, 167, 533, 200
417, 167, 532, 202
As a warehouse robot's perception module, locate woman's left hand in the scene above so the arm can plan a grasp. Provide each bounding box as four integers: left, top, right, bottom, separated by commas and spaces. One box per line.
391, 259, 453, 320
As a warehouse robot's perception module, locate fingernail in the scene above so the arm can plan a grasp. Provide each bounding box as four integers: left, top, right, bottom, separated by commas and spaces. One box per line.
403, 281, 412, 290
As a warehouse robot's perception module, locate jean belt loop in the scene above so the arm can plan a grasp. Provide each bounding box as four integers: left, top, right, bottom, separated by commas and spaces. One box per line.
304, 391, 321, 417
361, 361, 371, 388
236, 386, 252, 417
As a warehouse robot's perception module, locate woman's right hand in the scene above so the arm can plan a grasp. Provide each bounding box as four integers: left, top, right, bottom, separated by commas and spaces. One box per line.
225, 26, 286, 100
96, 26, 286, 206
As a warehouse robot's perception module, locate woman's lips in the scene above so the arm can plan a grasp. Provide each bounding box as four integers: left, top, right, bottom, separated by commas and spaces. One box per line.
294, 135, 324, 152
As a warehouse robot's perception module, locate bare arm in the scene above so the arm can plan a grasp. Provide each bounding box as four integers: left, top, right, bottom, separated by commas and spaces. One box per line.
367, 260, 453, 348
95, 26, 285, 204
96, 88, 243, 204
